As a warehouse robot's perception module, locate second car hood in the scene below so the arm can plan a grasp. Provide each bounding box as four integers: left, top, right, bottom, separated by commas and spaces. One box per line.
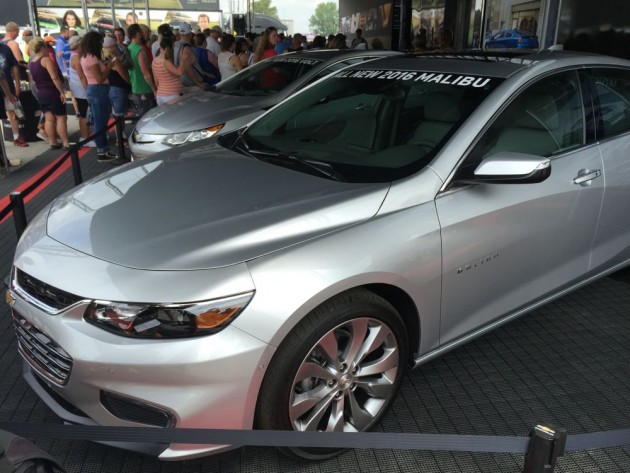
136, 92, 267, 134
46, 146, 389, 270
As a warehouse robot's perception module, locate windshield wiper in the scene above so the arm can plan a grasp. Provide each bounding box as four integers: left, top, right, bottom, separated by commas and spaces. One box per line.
247, 148, 345, 182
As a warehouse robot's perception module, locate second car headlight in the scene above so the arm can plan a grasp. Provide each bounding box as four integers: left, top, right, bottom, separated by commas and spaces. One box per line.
162, 124, 225, 146
83, 292, 253, 338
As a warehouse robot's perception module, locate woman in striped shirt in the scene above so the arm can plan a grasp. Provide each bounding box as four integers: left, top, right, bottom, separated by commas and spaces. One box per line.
152, 37, 192, 106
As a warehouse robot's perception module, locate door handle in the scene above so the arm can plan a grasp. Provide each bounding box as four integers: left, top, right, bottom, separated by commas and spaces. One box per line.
573, 169, 601, 185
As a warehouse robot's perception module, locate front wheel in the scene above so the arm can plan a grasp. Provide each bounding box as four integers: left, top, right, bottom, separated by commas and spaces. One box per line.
255, 288, 408, 460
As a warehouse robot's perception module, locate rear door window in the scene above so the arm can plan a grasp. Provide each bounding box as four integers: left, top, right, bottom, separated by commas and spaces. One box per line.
584, 68, 630, 139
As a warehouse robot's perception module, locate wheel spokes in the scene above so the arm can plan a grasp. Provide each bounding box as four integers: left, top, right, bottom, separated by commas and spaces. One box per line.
317, 330, 339, 364
294, 360, 333, 382
356, 347, 399, 377
290, 383, 335, 420
347, 389, 375, 431
341, 318, 368, 366
289, 316, 401, 434
294, 390, 336, 431
354, 376, 396, 398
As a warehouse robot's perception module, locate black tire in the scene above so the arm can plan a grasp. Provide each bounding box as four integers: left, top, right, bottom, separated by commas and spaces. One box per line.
255, 288, 408, 460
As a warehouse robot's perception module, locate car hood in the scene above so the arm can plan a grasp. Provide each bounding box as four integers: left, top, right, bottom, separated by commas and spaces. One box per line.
46, 146, 389, 270
136, 92, 267, 134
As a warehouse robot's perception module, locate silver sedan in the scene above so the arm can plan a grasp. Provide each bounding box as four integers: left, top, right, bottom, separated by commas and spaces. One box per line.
8, 51, 630, 461
129, 49, 401, 159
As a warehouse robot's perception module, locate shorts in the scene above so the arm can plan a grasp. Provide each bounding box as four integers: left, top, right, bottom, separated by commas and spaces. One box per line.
109, 86, 130, 117
157, 94, 180, 106
75, 98, 88, 118
39, 97, 67, 116
130, 93, 156, 118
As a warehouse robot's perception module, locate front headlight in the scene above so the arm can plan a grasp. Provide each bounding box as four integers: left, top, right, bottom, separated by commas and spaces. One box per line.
84, 292, 253, 338
162, 124, 225, 146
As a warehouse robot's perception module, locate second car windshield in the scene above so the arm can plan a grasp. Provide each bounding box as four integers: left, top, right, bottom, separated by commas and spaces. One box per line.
242, 69, 502, 183
215, 57, 324, 96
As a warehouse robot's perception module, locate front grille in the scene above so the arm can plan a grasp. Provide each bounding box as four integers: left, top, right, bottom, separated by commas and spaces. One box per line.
12, 310, 73, 385
100, 391, 174, 427
16, 269, 82, 312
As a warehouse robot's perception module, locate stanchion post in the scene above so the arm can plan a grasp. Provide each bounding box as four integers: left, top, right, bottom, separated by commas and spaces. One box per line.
70, 147, 83, 185
9, 192, 27, 239
523, 424, 567, 473
115, 117, 126, 160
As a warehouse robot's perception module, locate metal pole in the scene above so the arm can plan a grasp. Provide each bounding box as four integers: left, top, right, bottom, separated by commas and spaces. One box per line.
523, 424, 567, 473
70, 147, 83, 185
81, 0, 90, 35
9, 192, 27, 239
110, 0, 116, 33
145, 0, 151, 31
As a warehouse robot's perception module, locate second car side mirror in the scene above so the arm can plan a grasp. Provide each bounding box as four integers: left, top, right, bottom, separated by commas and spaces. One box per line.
465, 151, 551, 184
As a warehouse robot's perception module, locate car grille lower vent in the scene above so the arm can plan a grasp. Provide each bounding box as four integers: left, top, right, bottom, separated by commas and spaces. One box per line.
12, 311, 72, 385
16, 269, 82, 312
100, 391, 174, 428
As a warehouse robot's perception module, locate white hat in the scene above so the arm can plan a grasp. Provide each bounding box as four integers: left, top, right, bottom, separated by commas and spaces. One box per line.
179, 23, 193, 35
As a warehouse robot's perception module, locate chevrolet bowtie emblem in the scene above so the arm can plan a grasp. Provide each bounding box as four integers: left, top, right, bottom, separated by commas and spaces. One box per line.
5, 289, 16, 307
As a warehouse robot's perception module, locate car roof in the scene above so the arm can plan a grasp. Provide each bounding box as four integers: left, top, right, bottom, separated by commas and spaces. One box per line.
341, 50, 630, 79
275, 48, 402, 64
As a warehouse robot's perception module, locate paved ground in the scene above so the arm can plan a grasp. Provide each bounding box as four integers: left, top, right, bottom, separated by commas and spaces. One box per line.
1, 137, 629, 472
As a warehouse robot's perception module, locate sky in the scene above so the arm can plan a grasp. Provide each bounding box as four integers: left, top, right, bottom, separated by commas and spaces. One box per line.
271, 0, 338, 35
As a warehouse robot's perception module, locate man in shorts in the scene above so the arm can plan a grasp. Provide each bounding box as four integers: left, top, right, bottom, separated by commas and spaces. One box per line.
0, 40, 26, 146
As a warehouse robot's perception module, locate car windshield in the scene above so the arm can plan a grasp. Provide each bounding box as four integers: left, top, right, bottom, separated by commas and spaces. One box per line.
241, 69, 502, 183
215, 56, 324, 96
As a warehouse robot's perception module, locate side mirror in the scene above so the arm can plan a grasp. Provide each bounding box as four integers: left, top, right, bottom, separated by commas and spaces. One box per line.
466, 152, 551, 184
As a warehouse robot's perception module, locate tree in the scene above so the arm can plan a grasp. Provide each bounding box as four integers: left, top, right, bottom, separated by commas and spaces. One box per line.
309, 2, 339, 36
253, 0, 279, 20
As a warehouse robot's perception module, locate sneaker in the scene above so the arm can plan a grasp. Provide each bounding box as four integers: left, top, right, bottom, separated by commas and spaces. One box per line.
82, 140, 97, 148
36, 131, 47, 141
13, 137, 28, 147
97, 151, 118, 162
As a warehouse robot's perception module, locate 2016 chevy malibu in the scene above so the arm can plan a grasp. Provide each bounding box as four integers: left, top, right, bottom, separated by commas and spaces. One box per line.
7, 51, 630, 461
129, 49, 401, 160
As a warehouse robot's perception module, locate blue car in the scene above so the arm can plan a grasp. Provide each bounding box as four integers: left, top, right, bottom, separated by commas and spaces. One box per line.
485, 29, 539, 49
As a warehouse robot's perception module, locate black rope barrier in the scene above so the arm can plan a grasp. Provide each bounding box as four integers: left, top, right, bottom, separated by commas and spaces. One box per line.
0, 422, 628, 472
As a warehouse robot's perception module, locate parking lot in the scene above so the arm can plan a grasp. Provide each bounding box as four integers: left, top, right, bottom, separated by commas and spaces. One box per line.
0, 144, 629, 472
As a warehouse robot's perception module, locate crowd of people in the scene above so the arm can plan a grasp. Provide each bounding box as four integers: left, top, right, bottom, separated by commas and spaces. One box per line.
0, 18, 439, 166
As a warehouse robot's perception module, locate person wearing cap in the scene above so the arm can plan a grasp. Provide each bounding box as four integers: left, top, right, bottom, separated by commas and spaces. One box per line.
128, 23, 156, 117
206, 25, 222, 61
55, 26, 71, 75
173, 23, 208, 92
68, 35, 94, 147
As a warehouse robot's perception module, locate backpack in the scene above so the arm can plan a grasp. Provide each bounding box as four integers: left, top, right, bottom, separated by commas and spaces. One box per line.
0, 430, 65, 473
